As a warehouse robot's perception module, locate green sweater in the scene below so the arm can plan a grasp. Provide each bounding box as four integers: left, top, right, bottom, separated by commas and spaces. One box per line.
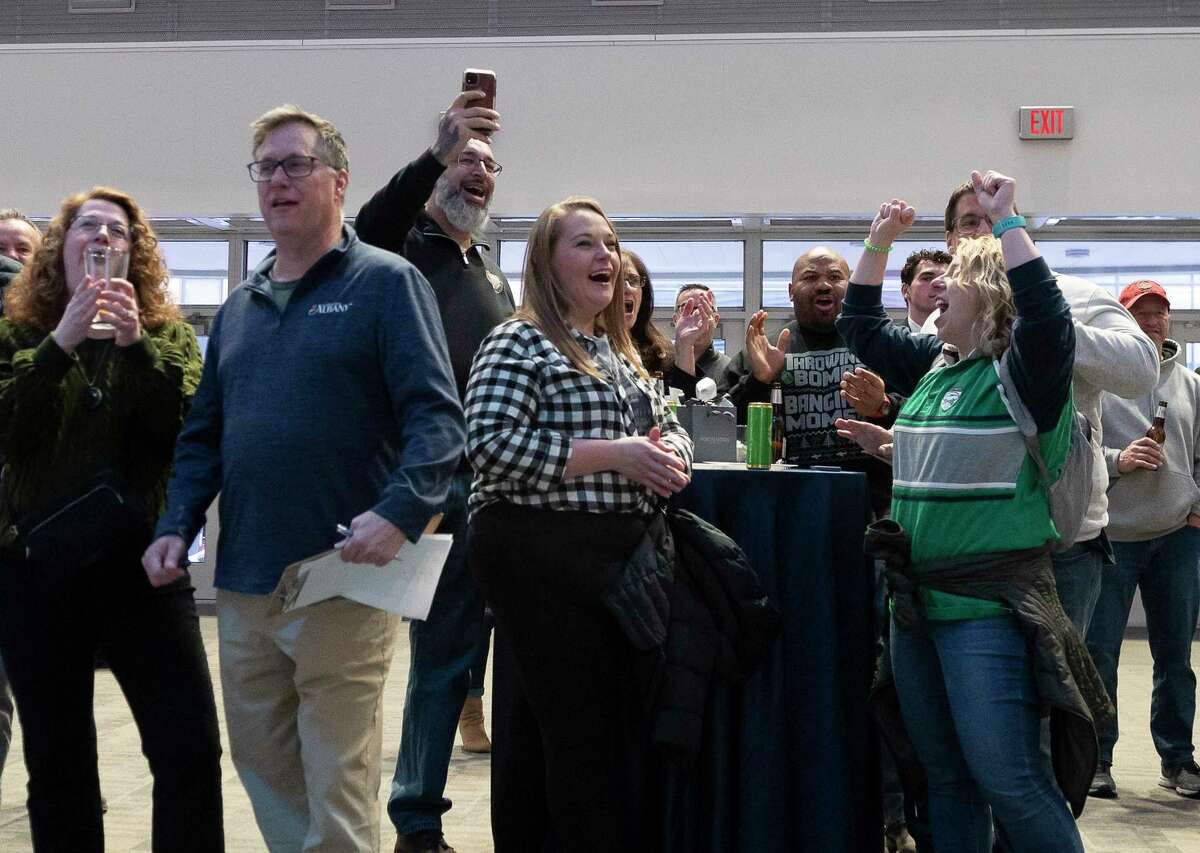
0, 319, 202, 542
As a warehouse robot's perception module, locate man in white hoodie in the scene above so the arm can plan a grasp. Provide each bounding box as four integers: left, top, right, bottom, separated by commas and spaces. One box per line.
1086, 280, 1200, 801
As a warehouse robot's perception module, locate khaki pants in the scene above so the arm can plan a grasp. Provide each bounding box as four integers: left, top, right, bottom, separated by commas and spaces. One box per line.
217, 567, 400, 852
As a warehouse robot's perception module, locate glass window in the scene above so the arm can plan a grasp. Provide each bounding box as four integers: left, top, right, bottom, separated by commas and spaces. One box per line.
762, 240, 941, 310
499, 240, 745, 310
1037, 241, 1200, 309
159, 241, 228, 306
622, 241, 744, 311
494, 239, 739, 309
246, 240, 275, 273
498, 241, 526, 306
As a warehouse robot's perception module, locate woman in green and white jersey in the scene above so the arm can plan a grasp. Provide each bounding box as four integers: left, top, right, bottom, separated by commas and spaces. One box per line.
838, 172, 1087, 852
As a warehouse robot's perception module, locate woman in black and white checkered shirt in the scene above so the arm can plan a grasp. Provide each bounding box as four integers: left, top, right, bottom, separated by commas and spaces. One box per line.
465, 196, 693, 850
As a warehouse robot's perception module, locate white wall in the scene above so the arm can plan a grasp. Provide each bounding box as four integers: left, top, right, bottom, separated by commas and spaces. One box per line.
2, 28, 1199, 219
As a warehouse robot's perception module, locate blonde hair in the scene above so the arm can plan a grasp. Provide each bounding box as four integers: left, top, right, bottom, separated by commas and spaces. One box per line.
950, 235, 1014, 358
250, 104, 348, 171
4, 187, 179, 332
515, 197, 644, 380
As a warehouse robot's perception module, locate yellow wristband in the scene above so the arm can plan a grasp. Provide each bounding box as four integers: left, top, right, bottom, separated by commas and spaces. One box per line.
863, 238, 892, 254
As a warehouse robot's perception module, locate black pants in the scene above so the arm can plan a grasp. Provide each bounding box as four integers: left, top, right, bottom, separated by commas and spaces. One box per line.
470, 503, 653, 853
0, 545, 224, 853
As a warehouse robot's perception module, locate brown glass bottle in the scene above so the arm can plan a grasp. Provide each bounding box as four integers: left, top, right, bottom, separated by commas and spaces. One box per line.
1146, 401, 1167, 444
651, 371, 666, 398
771, 383, 785, 462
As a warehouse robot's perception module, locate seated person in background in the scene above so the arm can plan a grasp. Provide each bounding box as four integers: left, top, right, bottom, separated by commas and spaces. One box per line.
466, 197, 692, 851
900, 248, 950, 332
621, 250, 672, 375
669, 283, 726, 397
1086, 280, 1200, 801
721, 245, 896, 515
837, 172, 1105, 853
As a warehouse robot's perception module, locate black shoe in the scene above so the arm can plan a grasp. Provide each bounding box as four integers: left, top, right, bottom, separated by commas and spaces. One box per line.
1089, 761, 1117, 799
395, 830, 456, 853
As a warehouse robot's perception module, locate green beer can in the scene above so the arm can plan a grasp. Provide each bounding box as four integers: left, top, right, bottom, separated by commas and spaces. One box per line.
746, 402, 773, 470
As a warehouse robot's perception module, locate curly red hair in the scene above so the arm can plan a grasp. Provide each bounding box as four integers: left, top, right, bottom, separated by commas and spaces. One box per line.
4, 187, 180, 332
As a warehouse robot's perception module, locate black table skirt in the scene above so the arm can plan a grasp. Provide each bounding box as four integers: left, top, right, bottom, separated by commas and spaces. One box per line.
665, 463, 881, 852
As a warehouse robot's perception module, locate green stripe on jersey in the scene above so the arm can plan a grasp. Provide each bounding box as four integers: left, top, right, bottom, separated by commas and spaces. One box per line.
891, 355, 1073, 567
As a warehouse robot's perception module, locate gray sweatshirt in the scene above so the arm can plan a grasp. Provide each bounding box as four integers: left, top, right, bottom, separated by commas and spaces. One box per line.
1057, 274, 1160, 540
1101, 339, 1200, 542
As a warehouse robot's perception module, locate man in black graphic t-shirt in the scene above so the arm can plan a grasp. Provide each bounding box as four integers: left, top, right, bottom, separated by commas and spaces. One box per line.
723, 245, 896, 514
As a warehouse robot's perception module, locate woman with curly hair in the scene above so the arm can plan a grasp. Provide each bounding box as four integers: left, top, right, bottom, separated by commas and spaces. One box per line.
0, 187, 223, 851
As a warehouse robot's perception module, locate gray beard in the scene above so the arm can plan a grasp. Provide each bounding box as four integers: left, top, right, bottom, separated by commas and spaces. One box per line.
433, 176, 490, 235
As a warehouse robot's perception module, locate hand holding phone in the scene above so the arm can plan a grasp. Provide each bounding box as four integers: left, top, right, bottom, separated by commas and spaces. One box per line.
431, 72, 501, 165
462, 68, 497, 111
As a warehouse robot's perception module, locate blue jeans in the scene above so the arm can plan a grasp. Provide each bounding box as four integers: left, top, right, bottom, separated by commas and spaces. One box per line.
388, 472, 493, 835
891, 616, 1083, 853
1085, 524, 1200, 767
1051, 540, 1104, 637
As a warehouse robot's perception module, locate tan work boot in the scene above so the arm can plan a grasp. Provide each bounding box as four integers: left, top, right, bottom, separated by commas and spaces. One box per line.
884, 823, 917, 853
458, 696, 491, 753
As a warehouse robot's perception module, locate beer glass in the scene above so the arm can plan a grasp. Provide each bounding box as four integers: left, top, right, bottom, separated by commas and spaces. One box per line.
84, 245, 129, 339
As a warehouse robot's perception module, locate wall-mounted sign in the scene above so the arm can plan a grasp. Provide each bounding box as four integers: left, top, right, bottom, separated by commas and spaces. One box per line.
1019, 106, 1074, 140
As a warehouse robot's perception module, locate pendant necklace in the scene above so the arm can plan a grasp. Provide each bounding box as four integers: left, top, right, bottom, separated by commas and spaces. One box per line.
75, 341, 114, 411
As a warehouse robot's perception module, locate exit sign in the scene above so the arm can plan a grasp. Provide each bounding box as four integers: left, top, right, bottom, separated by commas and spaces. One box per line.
1019, 106, 1074, 140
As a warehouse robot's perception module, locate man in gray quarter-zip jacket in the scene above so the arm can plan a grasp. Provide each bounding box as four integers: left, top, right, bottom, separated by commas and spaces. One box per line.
355, 90, 510, 853
143, 105, 464, 853
1086, 280, 1200, 801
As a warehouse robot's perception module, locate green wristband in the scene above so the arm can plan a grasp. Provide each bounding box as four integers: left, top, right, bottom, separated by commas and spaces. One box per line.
992, 215, 1026, 238
863, 238, 892, 254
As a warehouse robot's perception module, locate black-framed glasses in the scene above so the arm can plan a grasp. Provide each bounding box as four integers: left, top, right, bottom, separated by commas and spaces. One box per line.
457, 153, 503, 175
623, 274, 645, 289
247, 155, 331, 182
69, 216, 131, 245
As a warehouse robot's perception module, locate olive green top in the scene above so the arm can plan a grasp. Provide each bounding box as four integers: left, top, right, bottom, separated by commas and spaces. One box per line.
0, 319, 203, 543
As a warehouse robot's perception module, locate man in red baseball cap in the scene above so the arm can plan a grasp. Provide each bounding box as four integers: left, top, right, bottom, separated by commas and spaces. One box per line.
1087, 278, 1200, 800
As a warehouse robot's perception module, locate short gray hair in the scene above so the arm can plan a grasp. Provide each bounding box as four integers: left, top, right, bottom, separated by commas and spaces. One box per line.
0, 209, 39, 233
250, 104, 349, 171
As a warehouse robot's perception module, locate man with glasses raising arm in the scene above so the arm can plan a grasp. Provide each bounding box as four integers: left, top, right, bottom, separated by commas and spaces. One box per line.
144, 104, 464, 853
354, 90, 511, 853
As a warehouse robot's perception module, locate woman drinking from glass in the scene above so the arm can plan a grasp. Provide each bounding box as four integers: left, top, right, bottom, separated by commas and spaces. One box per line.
0, 187, 223, 852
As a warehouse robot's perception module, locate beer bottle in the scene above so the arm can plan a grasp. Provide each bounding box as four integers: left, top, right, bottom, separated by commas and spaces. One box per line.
1146, 401, 1167, 444
771, 383, 786, 462
652, 371, 666, 398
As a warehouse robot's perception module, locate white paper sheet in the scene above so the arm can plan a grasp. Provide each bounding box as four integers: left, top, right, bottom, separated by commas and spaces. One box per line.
281, 534, 453, 620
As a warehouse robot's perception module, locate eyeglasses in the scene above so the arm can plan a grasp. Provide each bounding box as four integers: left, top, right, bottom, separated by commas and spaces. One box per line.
953, 213, 993, 233
457, 153, 503, 175
70, 216, 131, 245
623, 274, 644, 289
246, 155, 332, 182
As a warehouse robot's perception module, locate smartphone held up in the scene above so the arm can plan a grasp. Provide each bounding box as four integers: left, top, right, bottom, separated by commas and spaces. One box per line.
462, 68, 497, 112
